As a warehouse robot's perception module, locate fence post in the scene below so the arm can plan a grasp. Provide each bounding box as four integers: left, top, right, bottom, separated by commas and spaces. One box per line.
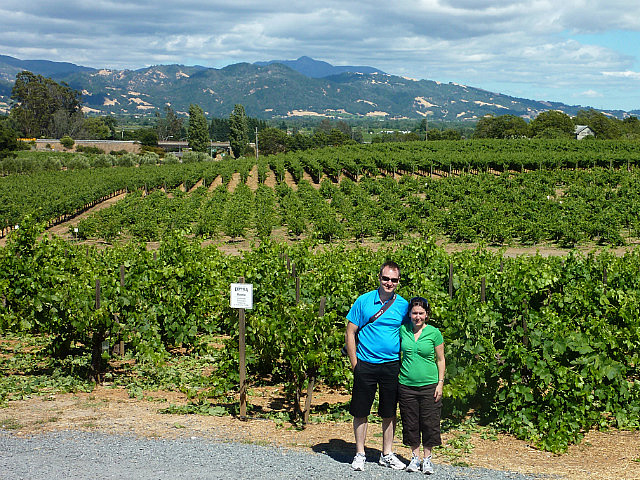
481, 277, 486, 303
119, 264, 125, 357
304, 296, 326, 425
522, 299, 529, 348
448, 263, 454, 298
90, 279, 105, 383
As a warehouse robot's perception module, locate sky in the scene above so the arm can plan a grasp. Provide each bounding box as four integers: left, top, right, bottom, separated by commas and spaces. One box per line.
1, 0, 639, 112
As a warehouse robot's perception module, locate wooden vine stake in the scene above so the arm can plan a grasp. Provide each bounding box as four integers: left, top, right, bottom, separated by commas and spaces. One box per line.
304, 296, 326, 425
90, 278, 105, 383
118, 264, 125, 357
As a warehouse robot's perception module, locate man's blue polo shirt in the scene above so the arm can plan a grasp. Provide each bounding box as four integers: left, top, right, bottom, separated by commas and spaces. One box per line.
347, 289, 409, 364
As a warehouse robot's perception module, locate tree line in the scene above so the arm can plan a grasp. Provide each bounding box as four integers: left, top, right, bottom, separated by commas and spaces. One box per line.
473, 109, 640, 139
3, 69, 640, 165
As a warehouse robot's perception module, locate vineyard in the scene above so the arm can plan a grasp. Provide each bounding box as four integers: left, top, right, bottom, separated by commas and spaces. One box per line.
1, 139, 640, 454
3, 139, 640, 247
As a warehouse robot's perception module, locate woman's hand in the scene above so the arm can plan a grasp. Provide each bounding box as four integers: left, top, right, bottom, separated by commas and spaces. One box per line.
434, 382, 443, 402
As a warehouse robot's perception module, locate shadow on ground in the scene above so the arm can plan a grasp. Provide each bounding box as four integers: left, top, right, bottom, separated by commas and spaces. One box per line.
311, 438, 410, 465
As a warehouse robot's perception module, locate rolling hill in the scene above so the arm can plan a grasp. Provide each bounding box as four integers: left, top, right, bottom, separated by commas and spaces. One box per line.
0, 54, 632, 121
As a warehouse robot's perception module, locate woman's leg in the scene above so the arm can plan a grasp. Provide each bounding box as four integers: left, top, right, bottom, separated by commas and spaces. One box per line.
398, 384, 421, 453
418, 384, 442, 452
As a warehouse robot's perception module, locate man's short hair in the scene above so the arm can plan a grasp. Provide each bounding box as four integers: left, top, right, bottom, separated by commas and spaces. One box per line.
379, 260, 401, 278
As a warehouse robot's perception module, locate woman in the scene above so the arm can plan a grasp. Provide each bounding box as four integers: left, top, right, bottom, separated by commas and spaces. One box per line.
398, 296, 445, 474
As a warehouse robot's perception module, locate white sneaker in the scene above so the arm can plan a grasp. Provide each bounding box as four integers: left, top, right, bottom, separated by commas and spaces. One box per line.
422, 455, 434, 474
406, 454, 421, 472
379, 452, 406, 470
351, 453, 366, 471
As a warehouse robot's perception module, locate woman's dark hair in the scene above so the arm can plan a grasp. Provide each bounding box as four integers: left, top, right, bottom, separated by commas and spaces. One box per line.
409, 296, 431, 315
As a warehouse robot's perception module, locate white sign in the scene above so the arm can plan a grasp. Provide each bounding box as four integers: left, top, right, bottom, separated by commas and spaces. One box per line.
230, 283, 253, 309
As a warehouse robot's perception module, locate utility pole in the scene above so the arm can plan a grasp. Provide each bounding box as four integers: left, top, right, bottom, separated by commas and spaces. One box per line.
255, 127, 259, 159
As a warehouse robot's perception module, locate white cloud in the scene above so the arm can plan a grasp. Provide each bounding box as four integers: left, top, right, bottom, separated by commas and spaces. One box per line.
1, 0, 640, 109
603, 71, 640, 80
579, 89, 603, 98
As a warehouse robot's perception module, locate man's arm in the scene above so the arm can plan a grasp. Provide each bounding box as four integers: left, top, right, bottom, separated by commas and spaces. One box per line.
345, 321, 359, 371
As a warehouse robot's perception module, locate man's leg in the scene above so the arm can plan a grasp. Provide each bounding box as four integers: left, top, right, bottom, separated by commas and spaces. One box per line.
353, 416, 368, 454
377, 360, 400, 456
381, 416, 395, 455
350, 360, 377, 456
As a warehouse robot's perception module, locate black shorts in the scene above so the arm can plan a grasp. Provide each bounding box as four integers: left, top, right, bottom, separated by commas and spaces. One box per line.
349, 359, 400, 419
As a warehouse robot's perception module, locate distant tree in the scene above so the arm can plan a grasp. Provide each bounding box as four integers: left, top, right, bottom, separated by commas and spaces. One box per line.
187, 104, 210, 153
103, 116, 118, 139
427, 129, 442, 140
327, 128, 354, 146
278, 120, 288, 131
156, 105, 183, 141
535, 127, 571, 139
574, 109, 623, 139
622, 116, 640, 138
416, 118, 428, 138
315, 118, 333, 135
82, 117, 111, 140
247, 117, 268, 139
312, 130, 329, 148
10, 71, 82, 137
0, 121, 18, 160
210, 118, 230, 141
136, 128, 158, 146
289, 132, 313, 151
428, 128, 462, 140
258, 127, 289, 156
229, 104, 249, 157
336, 120, 352, 138
49, 109, 85, 139
530, 111, 574, 138
474, 114, 529, 139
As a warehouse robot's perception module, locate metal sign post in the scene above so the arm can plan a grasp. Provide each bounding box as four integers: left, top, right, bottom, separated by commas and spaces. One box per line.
231, 280, 253, 419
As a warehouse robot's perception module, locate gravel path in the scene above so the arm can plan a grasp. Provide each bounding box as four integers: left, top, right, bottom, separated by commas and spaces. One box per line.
1, 430, 550, 480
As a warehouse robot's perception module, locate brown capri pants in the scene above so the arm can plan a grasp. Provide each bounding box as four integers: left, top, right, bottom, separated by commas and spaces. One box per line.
398, 383, 442, 448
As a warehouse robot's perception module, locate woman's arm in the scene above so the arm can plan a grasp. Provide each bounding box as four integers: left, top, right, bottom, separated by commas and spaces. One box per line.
434, 342, 445, 402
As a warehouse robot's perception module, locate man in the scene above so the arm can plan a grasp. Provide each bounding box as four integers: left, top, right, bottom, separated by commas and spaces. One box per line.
345, 260, 409, 471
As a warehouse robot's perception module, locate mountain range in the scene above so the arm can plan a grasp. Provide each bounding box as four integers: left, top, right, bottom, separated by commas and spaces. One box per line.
0, 54, 634, 121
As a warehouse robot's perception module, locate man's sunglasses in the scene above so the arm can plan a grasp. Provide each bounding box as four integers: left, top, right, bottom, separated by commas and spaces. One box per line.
380, 275, 399, 283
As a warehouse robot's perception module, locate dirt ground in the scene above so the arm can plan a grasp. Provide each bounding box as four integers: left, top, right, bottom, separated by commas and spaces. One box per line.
1, 385, 639, 480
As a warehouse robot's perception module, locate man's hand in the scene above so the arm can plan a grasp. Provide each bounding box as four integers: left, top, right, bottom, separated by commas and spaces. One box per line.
345, 322, 359, 370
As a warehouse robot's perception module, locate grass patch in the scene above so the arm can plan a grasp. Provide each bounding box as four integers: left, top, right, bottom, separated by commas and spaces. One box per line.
0, 417, 22, 430
434, 416, 499, 463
